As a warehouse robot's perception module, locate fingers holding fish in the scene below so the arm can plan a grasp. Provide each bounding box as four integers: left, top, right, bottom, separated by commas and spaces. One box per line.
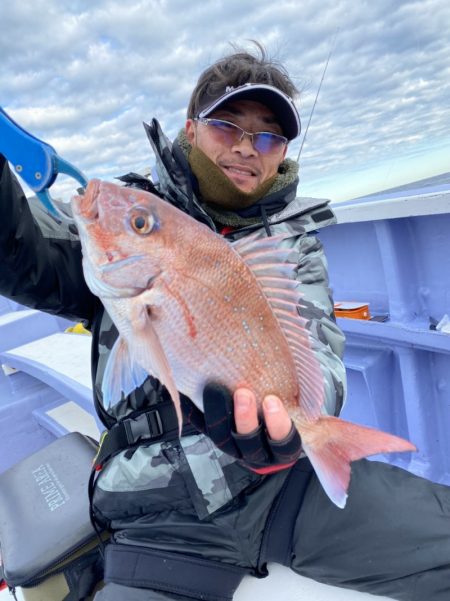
219, 384, 303, 471
234, 388, 292, 441
233, 388, 259, 435
262, 394, 293, 441
232, 388, 302, 474
198, 383, 300, 472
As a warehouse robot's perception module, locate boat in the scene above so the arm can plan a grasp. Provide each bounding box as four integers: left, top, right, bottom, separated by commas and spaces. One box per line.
1, 174, 449, 600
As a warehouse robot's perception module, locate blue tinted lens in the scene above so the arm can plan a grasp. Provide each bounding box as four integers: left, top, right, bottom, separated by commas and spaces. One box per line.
208, 119, 241, 142
252, 133, 285, 154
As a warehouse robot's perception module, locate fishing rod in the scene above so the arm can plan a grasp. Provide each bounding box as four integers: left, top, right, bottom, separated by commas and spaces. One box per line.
296, 29, 339, 164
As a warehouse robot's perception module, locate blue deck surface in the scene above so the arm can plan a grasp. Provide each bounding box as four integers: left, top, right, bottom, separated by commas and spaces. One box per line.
0, 369, 57, 472
0, 306, 74, 472
321, 181, 450, 485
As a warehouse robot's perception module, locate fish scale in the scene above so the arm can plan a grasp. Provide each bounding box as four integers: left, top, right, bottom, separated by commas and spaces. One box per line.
147, 255, 298, 412
72, 179, 416, 508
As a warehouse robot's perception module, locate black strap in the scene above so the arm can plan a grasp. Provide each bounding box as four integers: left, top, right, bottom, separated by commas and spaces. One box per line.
104, 543, 249, 601
94, 401, 181, 469
258, 457, 314, 567
89, 401, 198, 540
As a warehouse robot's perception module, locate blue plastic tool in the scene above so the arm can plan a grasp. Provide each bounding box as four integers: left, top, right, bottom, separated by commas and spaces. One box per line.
0, 106, 88, 221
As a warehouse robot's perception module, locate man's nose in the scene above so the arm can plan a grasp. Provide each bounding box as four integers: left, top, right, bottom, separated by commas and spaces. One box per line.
231, 133, 257, 157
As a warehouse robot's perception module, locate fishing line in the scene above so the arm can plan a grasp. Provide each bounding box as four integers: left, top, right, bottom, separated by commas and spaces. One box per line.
296, 28, 339, 164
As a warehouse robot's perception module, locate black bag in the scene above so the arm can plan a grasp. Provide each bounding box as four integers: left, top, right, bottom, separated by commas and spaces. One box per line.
0, 432, 105, 600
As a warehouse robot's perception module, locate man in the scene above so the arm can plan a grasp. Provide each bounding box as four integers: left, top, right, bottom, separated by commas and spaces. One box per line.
0, 45, 449, 601
184, 70, 323, 451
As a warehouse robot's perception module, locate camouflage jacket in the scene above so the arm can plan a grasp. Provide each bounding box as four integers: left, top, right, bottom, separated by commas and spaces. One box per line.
0, 131, 346, 526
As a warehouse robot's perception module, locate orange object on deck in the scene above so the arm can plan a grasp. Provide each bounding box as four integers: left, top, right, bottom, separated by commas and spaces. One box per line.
334, 302, 371, 320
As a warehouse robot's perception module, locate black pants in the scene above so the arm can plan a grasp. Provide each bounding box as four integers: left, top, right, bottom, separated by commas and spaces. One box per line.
95, 459, 450, 601
290, 459, 450, 600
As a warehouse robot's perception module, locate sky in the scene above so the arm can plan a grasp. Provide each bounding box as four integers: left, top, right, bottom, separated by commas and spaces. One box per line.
1, 0, 450, 203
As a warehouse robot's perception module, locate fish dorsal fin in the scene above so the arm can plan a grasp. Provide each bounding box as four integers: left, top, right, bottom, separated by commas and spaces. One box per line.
232, 233, 325, 421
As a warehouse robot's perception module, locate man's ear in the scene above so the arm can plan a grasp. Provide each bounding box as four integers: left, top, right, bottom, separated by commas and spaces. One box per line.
185, 119, 196, 145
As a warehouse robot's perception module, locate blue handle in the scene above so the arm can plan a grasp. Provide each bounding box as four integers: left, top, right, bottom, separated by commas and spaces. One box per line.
0, 106, 88, 221
0, 107, 58, 192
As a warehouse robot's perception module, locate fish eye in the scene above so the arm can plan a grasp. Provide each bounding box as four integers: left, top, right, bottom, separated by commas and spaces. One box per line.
128, 207, 157, 235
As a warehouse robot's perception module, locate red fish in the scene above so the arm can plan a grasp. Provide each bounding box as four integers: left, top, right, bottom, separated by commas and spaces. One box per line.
72, 180, 416, 507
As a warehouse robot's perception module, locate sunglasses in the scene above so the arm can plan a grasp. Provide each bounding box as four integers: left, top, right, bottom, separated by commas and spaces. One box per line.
194, 117, 288, 155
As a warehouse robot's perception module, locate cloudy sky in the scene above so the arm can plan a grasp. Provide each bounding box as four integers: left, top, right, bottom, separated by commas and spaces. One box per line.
2, 0, 450, 203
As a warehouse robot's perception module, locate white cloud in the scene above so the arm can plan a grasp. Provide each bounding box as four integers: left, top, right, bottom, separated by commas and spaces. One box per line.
1, 0, 450, 203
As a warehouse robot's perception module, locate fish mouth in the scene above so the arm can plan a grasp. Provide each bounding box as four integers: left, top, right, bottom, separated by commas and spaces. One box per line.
95, 256, 160, 298
99, 255, 146, 273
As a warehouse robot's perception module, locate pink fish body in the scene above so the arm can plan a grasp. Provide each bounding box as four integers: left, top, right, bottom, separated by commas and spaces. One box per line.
72, 180, 416, 508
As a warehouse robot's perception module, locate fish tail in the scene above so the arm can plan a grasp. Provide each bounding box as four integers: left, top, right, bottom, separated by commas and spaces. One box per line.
301, 415, 416, 508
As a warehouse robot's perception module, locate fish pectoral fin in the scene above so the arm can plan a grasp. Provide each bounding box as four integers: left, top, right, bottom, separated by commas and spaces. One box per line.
302, 416, 416, 508
132, 304, 183, 434
102, 336, 149, 408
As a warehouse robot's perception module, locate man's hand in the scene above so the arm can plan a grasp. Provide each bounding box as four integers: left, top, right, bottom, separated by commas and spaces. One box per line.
233, 388, 292, 441
181, 384, 302, 474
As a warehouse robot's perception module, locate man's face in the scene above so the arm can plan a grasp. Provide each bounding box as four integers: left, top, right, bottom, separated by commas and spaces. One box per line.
185, 99, 288, 194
